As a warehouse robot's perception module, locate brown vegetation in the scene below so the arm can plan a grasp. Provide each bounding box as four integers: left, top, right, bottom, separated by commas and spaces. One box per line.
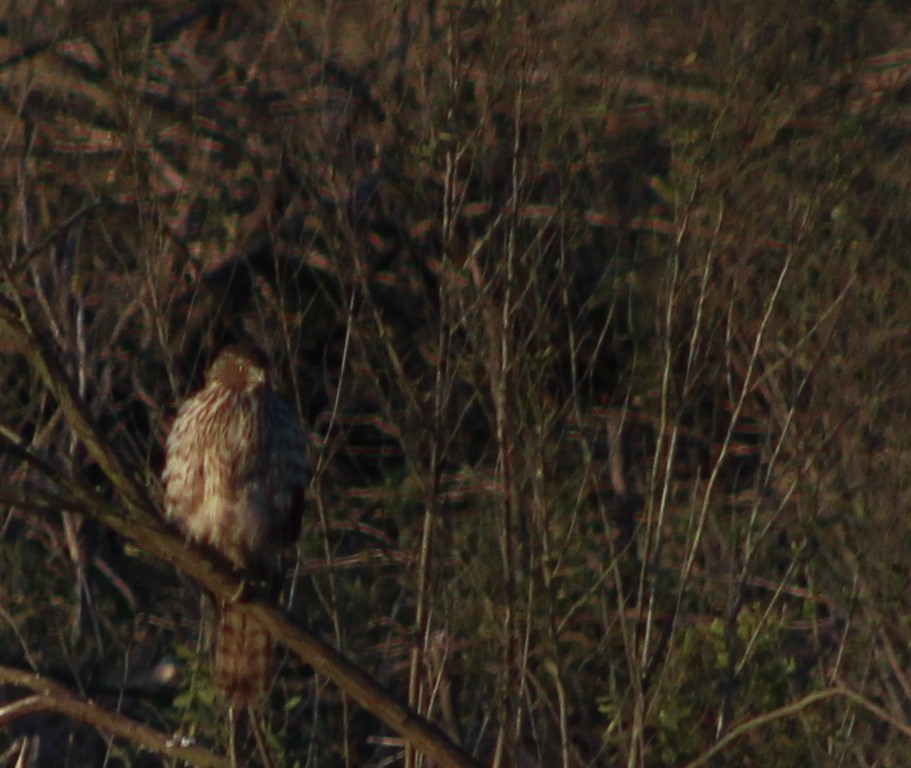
2, 1, 911, 766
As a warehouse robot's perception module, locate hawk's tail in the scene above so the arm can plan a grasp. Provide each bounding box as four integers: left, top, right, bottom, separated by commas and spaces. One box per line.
215, 602, 272, 707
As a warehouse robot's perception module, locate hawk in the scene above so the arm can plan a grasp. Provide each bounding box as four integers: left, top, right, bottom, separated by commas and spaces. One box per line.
162, 346, 309, 706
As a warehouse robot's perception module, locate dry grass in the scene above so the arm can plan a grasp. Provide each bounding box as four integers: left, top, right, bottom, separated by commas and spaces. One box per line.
2, 1, 911, 766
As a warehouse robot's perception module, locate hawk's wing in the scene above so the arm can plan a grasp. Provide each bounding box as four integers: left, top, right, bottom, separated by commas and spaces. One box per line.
265, 393, 309, 542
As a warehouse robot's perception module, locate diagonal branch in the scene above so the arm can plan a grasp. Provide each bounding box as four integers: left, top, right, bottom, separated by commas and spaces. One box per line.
0, 288, 483, 768
0, 667, 230, 768
0, 291, 152, 520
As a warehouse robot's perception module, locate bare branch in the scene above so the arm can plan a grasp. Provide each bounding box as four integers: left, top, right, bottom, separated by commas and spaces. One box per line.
0, 667, 230, 768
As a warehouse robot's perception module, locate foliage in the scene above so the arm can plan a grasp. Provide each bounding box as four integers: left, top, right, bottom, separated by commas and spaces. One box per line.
2, 1, 911, 766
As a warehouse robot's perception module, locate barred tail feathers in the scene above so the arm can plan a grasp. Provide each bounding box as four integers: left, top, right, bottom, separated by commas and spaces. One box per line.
216, 602, 272, 707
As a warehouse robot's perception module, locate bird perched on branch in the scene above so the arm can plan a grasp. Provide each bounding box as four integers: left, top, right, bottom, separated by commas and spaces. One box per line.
162, 346, 309, 707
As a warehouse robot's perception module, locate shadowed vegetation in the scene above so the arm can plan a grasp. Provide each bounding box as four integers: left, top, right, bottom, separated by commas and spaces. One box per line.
2, 1, 911, 766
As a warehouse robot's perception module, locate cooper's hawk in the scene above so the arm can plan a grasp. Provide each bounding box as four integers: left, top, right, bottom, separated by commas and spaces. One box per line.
162, 346, 308, 706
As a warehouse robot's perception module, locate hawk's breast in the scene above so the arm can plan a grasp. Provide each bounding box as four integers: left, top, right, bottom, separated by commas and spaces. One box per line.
163, 385, 283, 570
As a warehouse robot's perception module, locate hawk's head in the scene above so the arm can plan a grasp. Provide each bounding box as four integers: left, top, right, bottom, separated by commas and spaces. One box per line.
207, 346, 269, 390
